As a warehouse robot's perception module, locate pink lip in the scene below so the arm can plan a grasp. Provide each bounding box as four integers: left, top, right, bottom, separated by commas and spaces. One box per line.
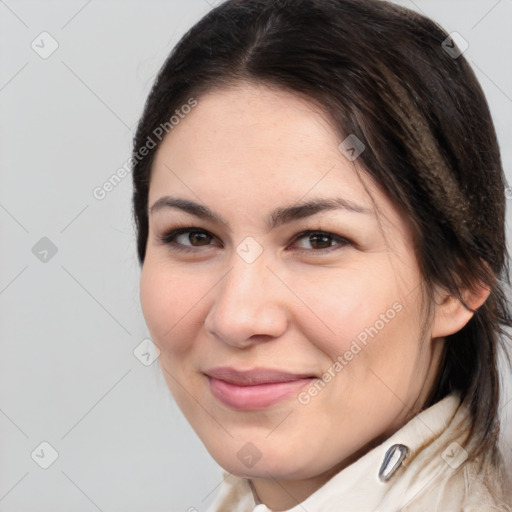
205, 367, 315, 410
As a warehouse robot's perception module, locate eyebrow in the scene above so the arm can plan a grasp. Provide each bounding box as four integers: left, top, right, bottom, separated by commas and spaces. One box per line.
149, 195, 373, 231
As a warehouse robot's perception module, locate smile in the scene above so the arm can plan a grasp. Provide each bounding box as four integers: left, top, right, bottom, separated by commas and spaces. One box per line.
205, 367, 316, 410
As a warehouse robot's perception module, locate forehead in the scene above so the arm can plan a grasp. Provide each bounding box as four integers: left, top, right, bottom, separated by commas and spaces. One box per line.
151, 85, 360, 194
162, 84, 340, 162
148, 83, 406, 235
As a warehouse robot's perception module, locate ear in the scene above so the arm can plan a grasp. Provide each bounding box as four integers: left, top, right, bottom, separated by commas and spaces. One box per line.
431, 280, 491, 338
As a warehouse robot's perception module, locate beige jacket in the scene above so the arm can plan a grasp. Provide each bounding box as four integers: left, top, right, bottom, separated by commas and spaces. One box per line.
206, 392, 512, 511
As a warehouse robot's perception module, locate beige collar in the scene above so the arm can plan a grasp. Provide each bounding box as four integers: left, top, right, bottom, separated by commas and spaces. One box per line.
207, 392, 472, 511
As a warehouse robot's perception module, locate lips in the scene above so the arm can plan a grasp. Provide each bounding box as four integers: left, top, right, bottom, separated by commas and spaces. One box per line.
205, 367, 316, 410
206, 367, 315, 385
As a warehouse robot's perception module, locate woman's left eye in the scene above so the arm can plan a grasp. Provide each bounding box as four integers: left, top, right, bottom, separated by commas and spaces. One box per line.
290, 230, 351, 252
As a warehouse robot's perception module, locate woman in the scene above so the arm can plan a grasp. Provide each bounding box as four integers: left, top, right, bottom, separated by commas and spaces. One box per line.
131, 0, 512, 509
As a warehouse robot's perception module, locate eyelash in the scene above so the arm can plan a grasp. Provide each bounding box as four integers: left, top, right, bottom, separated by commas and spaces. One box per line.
157, 223, 352, 255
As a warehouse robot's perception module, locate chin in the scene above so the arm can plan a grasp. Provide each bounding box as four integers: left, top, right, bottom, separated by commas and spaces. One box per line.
207, 442, 324, 481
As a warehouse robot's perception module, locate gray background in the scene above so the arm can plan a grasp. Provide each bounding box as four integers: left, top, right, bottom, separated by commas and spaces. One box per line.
1, 1, 511, 510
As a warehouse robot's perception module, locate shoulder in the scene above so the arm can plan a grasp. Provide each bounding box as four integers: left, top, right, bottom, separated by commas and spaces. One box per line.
400, 447, 512, 511
396, 395, 512, 511
458, 450, 512, 511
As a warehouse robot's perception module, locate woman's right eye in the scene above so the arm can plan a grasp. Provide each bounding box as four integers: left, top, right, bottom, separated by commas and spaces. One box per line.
158, 227, 220, 252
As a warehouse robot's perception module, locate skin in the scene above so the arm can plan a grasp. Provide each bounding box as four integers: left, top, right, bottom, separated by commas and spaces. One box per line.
139, 83, 486, 510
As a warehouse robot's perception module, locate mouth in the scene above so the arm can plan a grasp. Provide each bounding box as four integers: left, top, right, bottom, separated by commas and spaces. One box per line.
204, 367, 317, 410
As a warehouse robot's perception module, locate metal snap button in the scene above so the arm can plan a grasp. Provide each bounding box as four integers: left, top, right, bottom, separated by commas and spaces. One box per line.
378, 444, 409, 482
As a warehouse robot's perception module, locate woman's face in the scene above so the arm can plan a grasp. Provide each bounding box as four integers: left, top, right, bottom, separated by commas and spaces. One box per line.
140, 84, 444, 500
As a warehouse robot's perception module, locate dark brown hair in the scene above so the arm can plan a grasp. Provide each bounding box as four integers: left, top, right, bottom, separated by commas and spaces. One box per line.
131, 0, 511, 460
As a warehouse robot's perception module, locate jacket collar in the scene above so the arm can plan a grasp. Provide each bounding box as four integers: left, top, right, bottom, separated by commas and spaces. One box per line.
207, 392, 469, 511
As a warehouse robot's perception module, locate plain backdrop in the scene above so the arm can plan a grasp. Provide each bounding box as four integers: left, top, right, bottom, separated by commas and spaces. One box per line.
1, 1, 511, 510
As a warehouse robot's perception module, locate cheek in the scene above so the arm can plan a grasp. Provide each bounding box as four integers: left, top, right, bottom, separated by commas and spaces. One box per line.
139, 259, 206, 355
305, 275, 425, 411
291, 261, 426, 407
292, 265, 407, 359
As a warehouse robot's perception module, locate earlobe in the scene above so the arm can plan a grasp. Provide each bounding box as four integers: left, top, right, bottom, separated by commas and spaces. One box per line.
431, 281, 491, 339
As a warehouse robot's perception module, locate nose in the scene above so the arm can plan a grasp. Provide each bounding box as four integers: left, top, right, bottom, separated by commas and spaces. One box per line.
204, 252, 289, 349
